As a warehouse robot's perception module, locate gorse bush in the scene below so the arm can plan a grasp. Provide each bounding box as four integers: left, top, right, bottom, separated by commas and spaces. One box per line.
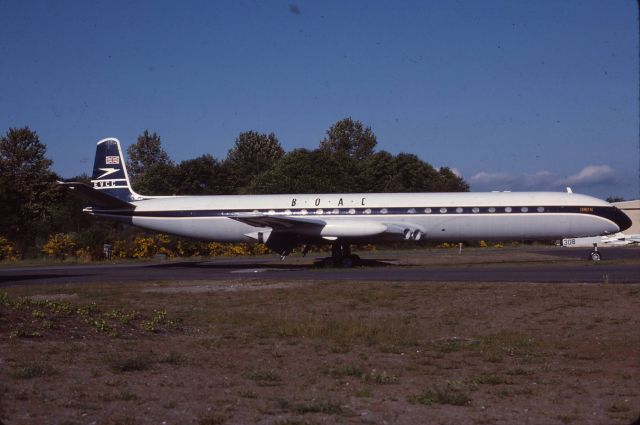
0, 236, 19, 260
42, 233, 76, 259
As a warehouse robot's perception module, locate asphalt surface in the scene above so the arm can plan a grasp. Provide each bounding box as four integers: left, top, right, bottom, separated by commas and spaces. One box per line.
1, 248, 638, 286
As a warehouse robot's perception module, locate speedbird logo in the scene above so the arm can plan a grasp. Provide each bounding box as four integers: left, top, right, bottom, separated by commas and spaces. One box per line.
97, 168, 120, 179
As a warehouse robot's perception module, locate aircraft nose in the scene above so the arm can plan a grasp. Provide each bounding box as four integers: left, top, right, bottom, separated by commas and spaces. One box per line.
610, 207, 632, 232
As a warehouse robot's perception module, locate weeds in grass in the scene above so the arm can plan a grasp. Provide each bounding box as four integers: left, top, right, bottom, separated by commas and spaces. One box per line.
100, 390, 139, 402
1, 293, 179, 337
9, 326, 41, 338
198, 414, 226, 425
91, 318, 112, 333
475, 332, 542, 362
507, 367, 534, 376
249, 312, 420, 350
141, 309, 178, 332
471, 374, 512, 385
160, 351, 184, 365
243, 369, 281, 386
322, 364, 363, 378
557, 413, 580, 424
321, 364, 398, 384
608, 401, 631, 413
293, 400, 342, 415
362, 369, 399, 385
238, 390, 257, 399
108, 353, 154, 373
431, 339, 465, 353
275, 397, 290, 410
353, 388, 372, 397
274, 420, 322, 425
408, 384, 470, 406
11, 363, 55, 379
31, 309, 46, 319
106, 309, 138, 325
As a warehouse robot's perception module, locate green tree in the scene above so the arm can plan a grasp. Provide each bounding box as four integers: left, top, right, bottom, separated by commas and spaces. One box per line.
247, 148, 349, 194
319, 117, 377, 161
132, 162, 179, 195
434, 167, 469, 192
175, 155, 228, 195
224, 131, 284, 193
126, 130, 172, 185
0, 127, 59, 255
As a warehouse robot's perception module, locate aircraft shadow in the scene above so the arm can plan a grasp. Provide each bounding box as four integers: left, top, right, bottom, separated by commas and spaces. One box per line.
145, 257, 398, 270
0, 274, 92, 285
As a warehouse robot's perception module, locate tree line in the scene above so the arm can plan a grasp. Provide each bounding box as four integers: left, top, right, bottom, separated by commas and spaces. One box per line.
0, 118, 468, 259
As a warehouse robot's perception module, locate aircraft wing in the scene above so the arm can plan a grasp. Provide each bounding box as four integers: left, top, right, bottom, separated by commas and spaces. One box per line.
231, 214, 421, 239
230, 214, 326, 230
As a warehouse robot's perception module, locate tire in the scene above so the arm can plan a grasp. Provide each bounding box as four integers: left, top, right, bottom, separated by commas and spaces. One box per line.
341, 257, 353, 268
590, 251, 601, 261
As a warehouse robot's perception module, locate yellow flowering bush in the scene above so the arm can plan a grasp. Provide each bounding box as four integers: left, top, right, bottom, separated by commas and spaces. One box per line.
131, 236, 156, 259
42, 233, 77, 259
0, 236, 19, 261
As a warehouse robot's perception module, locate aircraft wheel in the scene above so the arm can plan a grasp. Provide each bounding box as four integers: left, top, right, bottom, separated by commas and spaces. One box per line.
349, 254, 361, 266
589, 251, 601, 261
341, 257, 353, 268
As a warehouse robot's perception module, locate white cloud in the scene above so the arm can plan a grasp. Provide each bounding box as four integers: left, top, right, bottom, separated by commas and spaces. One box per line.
469, 165, 618, 193
450, 168, 462, 178
559, 165, 616, 186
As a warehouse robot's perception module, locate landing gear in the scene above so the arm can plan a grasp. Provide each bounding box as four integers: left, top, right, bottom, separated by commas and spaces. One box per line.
324, 242, 360, 268
589, 243, 601, 262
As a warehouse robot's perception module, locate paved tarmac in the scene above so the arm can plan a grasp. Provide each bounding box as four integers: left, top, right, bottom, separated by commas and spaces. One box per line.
1, 248, 638, 286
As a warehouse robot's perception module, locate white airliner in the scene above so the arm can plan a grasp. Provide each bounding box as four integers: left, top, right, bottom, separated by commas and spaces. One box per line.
61, 138, 632, 265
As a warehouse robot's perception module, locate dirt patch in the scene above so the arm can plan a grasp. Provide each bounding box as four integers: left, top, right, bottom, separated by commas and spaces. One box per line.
1, 274, 639, 424
25, 293, 79, 301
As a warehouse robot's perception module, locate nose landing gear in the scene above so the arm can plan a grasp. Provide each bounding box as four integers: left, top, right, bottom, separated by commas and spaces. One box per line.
589, 243, 601, 261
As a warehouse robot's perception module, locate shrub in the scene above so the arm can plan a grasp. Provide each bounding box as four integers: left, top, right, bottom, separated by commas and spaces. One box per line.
0, 236, 19, 260
74, 246, 93, 262
208, 242, 251, 257
111, 240, 130, 258
131, 236, 156, 258
42, 233, 77, 259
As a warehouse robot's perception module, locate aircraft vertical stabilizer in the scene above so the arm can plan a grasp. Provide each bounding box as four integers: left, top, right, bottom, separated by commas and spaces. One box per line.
91, 138, 142, 202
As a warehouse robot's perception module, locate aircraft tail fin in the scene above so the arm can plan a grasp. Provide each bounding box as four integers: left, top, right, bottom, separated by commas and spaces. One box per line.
90, 138, 142, 202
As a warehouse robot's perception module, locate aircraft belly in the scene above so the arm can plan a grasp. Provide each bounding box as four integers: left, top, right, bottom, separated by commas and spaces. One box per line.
421, 214, 618, 240
131, 216, 256, 242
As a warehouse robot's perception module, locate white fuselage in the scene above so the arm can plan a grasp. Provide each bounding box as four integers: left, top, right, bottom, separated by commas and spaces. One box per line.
91, 191, 623, 243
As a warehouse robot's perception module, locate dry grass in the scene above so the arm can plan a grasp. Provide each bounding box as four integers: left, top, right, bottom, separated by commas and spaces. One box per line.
1, 267, 640, 424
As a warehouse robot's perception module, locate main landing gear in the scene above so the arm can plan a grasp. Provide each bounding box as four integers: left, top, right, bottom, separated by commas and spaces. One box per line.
323, 242, 360, 268
589, 243, 601, 262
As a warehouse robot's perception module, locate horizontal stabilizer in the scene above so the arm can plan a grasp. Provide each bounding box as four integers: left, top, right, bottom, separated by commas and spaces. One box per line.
58, 181, 134, 209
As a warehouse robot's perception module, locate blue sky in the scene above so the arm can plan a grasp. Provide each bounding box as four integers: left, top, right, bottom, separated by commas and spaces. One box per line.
1, 0, 638, 199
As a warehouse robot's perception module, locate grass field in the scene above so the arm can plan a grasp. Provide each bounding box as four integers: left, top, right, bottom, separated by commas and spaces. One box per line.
1, 251, 639, 424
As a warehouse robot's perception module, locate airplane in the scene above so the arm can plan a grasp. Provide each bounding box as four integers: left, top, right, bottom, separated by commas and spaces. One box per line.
60, 138, 633, 265
562, 232, 640, 248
